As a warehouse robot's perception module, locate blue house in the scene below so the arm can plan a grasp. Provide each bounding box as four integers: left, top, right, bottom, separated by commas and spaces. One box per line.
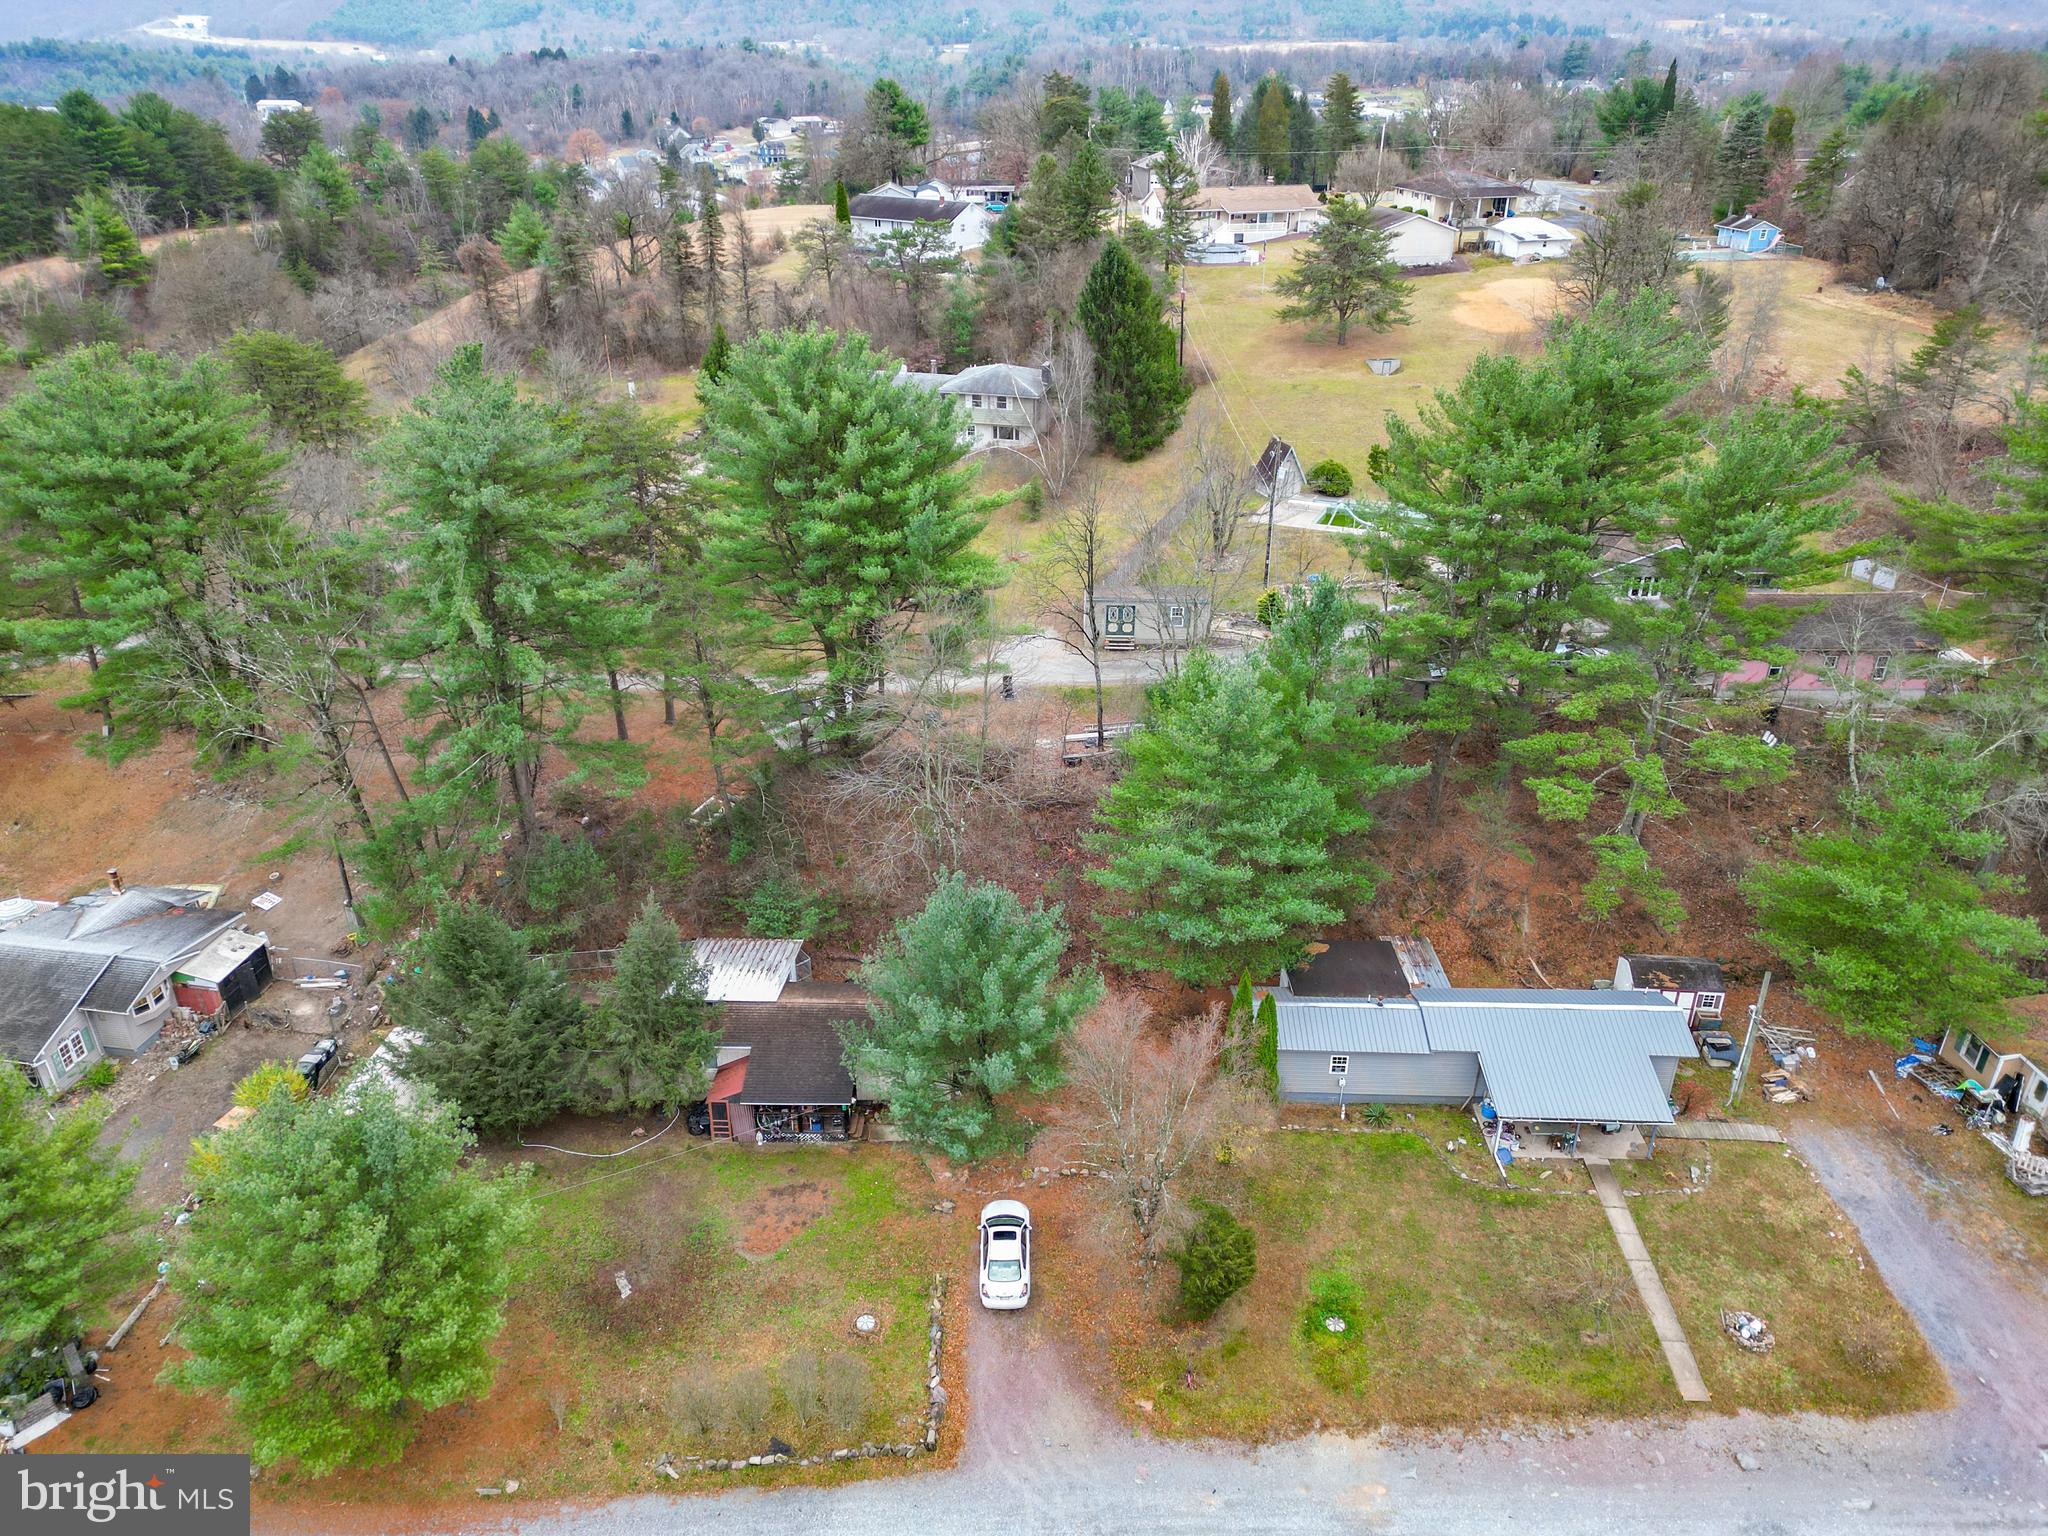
1714, 214, 1781, 253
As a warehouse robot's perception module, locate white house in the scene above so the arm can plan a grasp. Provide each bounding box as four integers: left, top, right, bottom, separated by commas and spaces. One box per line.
1369, 207, 1460, 268
895, 362, 1052, 451
1482, 214, 1577, 262
0, 880, 269, 1093
1389, 171, 1535, 246
1189, 185, 1326, 247
848, 189, 990, 252
254, 98, 304, 119
1613, 955, 1727, 1027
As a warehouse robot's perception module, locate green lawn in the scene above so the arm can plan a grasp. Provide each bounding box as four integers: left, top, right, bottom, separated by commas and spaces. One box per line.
501, 1143, 947, 1489
1099, 1127, 1942, 1438
56, 1142, 950, 1504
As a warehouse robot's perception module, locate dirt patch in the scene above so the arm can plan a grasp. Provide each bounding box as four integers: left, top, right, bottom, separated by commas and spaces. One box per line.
1450, 275, 1558, 336
738, 1180, 834, 1258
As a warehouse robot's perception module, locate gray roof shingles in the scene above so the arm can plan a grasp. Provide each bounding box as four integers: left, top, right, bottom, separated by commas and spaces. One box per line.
0, 884, 243, 1058
717, 983, 867, 1106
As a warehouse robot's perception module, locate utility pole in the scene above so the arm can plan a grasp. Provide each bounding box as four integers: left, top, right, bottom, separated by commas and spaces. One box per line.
1177, 278, 1188, 366
1261, 447, 1281, 586
1728, 969, 1771, 1109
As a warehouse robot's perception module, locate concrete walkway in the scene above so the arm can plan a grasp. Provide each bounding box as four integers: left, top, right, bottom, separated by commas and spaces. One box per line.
1584, 1158, 1713, 1404
1657, 1121, 1785, 1143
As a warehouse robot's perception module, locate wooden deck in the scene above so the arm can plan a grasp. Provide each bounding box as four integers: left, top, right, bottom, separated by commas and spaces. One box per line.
1656, 1121, 1785, 1144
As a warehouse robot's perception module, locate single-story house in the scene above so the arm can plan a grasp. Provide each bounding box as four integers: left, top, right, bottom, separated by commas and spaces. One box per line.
895, 362, 1053, 451
1266, 939, 1696, 1130
708, 982, 882, 1145
848, 191, 990, 253
0, 879, 268, 1093
1938, 1003, 2048, 1130
1188, 185, 1326, 246
1613, 955, 1727, 1027
1389, 171, 1534, 243
1715, 214, 1782, 253
1368, 207, 1460, 268
1714, 592, 1956, 709
1092, 586, 1212, 651
1482, 214, 1576, 262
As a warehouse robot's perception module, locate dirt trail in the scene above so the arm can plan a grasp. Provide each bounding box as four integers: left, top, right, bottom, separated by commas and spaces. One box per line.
1791, 1124, 2048, 1494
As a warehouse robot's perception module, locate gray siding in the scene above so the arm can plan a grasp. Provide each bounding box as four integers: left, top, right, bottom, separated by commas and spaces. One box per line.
1654, 1056, 1680, 1096
1279, 1048, 1481, 1105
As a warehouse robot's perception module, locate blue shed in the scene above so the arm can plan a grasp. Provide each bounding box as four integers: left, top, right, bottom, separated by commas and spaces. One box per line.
1714, 214, 1781, 253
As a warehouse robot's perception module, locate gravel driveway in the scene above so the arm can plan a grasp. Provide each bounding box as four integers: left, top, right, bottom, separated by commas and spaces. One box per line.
295, 1137, 2048, 1536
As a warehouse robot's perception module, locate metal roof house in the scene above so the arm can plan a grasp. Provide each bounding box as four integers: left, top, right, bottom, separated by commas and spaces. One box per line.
0, 878, 267, 1093
1268, 939, 1696, 1130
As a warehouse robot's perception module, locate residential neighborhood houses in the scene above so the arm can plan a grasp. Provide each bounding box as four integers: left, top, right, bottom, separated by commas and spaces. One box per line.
4, 35, 2047, 1535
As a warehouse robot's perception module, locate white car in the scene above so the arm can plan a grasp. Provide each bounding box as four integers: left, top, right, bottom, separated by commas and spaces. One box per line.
977, 1199, 1031, 1310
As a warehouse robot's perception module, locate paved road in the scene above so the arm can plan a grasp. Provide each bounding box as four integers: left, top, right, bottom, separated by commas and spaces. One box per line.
457, 1128, 2048, 1536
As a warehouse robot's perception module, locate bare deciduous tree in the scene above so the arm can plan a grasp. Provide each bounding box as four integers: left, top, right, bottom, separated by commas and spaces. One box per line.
1027, 325, 1095, 498
1032, 475, 1113, 747
1064, 995, 1240, 1270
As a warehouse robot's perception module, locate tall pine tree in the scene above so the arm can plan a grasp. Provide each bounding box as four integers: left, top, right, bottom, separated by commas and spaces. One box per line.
1077, 238, 1189, 458
845, 873, 1102, 1160
1087, 651, 1368, 985
393, 903, 581, 1138
580, 894, 716, 1114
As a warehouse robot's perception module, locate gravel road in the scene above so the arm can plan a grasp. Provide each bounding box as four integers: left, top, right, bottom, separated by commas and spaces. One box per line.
308, 1134, 2048, 1536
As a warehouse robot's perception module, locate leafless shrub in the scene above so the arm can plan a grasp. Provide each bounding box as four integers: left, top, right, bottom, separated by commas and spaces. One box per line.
723, 1369, 774, 1435
820, 1353, 869, 1435
779, 1351, 822, 1426
667, 1377, 722, 1440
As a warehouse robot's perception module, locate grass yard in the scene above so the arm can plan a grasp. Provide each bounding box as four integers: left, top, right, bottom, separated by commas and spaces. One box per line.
52, 1142, 952, 1505
1088, 1127, 1942, 1440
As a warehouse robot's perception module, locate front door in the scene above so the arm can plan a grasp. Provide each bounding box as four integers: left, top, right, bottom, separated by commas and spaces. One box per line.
1103, 604, 1138, 640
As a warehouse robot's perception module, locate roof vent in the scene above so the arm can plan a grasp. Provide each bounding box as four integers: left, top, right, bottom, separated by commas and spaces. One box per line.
0, 896, 37, 925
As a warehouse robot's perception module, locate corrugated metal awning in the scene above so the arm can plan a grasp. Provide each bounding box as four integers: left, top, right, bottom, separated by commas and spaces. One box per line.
1418, 995, 1695, 1124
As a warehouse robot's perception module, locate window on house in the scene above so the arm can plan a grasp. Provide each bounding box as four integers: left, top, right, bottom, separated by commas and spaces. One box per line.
1626, 576, 1661, 600
1872, 654, 1892, 681
1969, 1040, 1992, 1072
1166, 602, 1189, 625
969, 393, 984, 408
991, 425, 1020, 441
1329, 1055, 1349, 1076
2032, 1077, 2047, 1105
1697, 992, 1724, 1013
1820, 652, 1843, 671
1745, 571, 1778, 589
56, 1032, 89, 1070
1765, 664, 1784, 679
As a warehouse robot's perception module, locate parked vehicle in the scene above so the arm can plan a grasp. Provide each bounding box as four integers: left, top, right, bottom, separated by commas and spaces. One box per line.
977, 1199, 1032, 1310
296, 1037, 342, 1092
1698, 1030, 1741, 1069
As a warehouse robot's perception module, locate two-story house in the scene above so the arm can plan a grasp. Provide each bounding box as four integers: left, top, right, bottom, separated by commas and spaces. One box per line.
894, 363, 1052, 452
848, 187, 991, 252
